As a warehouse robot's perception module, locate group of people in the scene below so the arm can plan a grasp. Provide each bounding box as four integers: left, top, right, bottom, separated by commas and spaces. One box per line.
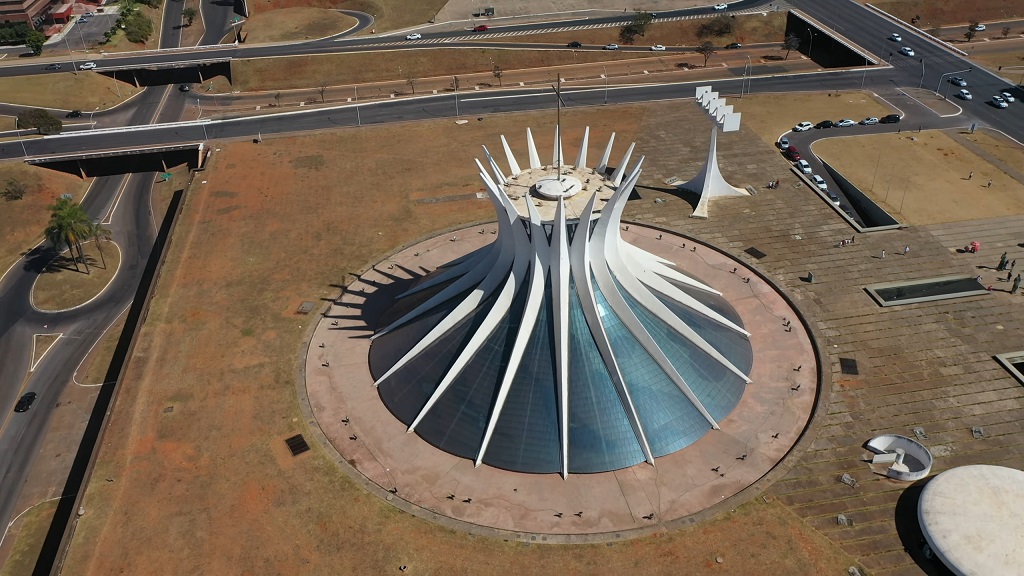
766, 179, 781, 189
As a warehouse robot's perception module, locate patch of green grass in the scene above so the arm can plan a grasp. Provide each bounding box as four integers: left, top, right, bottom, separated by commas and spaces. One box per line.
0, 499, 59, 576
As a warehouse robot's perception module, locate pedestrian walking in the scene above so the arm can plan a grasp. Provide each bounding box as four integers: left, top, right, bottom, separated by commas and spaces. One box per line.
1007, 271, 1013, 282
969, 171, 974, 180
851, 236, 855, 244
881, 249, 886, 258
987, 180, 993, 188
998, 252, 1008, 271
1013, 274, 1022, 294
903, 246, 910, 255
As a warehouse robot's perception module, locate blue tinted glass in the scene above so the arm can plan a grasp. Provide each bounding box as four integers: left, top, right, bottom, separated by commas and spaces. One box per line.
567, 277, 645, 473
591, 274, 711, 457
667, 278, 745, 329
652, 290, 753, 374
618, 281, 748, 422
484, 274, 561, 473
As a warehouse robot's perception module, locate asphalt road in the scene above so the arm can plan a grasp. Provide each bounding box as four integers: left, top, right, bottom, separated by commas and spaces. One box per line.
1, 0, 1024, 566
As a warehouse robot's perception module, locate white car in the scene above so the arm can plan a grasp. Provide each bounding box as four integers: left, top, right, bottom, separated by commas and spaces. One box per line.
973, 23, 986, 31
860, 117, 879, 125
793, 121, 814, 132
836, 119, 855, 127
604, 43, 619, 50
405, 33, 422, 40
78, 62, 97, 70
796, 159, 811, 174
827, 192, 841, 205
958, 89, 973, 100
889, 33, 902, 42
811, 175, 828, 190
950, 76, 967, 87
779, 136, 789, 149
713, 3, 728, 10
992, 95, 1008, 108
650, 44, 666, 51
899, 46, 915, 56
1000, 91, 1015, 102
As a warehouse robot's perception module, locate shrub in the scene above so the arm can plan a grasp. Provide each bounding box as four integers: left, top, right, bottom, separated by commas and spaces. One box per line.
17, 108, 62, 134
123, 11, 153, 43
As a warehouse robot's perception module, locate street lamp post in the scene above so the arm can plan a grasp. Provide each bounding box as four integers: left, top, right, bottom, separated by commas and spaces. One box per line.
602, 65, 608, 105
918, 59, 925, 89
743, 55, 751, 96
63, 34, 78, 75
861, 56, 869, 89
935, 67, 972, 95
453, 76, 460, 116
354, 85, 360, 127
807, 31, 815, 58
14, 118, 28, 157
90, 106, 99, 127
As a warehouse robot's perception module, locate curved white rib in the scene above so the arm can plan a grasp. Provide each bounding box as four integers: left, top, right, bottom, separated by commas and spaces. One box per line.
575, 126, 589, 170
626, 260, 749, 336
601, 167, 751, 385
550, 197, 571, 478
569, 193, 655, 465
591, 167, 720, 429
482, 145, 508, 186
372, 161, 515, 339
500, 134, 522, 176
476, 196, 549, 467
408, 194, 534, 430
623, 244, 719, 293
596, 132, 615, 174
527, 127, 541, 169
610, 143, 635, 188
399, 244, 493, 298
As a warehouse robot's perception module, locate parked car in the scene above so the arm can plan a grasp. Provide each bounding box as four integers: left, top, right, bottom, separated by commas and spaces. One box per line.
14, 392, 37, 413
796, 159, 811, 174
66, 110, 82, 118
836, 119, 855, 127
78, 62, 97, 70
827, 192, 841, 205
473, 25, 489, 31
714, 3, 728, 10
725, 42, 742, 49
811, 175, 828, 190
650, 44, 666, 51
567, 41, 582, 48
778, 136, 789, 150
880, 114, 901, 123
958, 89, 973, 100
992, 95, 1008, 108
899, 46, 915, 56
889, 33, 902, 42
1000, 91, 1015, 103
793, 121, 813, 132
972, 23, 986, 31
950, 76, 967, 87
603, 43, 619, 50
860, 117, 879, 125
784, 146, 801, 161
405, 33, 422, 40
815, 120, 836, 129
45, 63, 61, 70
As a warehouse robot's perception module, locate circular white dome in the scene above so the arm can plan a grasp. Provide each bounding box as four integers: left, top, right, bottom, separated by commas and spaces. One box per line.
533, 175, 583, 199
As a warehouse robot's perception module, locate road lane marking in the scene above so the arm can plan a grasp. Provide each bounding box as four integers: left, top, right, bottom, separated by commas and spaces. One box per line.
101, 175, 131, 225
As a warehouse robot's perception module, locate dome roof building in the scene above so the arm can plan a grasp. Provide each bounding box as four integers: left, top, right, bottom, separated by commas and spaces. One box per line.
369, 128, 754, 477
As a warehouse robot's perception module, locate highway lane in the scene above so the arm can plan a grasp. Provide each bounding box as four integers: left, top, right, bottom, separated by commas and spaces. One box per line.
0, 173, 158, 536
0, 0, 770, 78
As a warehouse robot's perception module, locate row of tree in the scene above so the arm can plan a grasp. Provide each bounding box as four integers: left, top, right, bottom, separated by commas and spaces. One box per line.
44, 197, 112, 273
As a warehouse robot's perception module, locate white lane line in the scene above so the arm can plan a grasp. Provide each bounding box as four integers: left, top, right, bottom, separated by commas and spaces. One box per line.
101, 175, 132, 225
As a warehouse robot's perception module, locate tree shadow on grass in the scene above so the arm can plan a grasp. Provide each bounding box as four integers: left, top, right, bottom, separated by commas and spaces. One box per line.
39, 252, 99, 275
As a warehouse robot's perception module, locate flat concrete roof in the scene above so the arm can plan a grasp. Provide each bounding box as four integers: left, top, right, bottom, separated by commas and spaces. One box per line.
918, 465, 1024, 576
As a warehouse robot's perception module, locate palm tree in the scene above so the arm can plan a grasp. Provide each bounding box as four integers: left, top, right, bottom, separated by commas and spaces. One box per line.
88, 221, 113, 269
44, 197, 92, 273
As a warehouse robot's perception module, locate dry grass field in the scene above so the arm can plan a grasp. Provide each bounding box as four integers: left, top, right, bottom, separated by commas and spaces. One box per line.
251, 0, 446, 33
0, 73, 140, 111
813, 129, 1024, 225
242, 7, 356, 43
61, 103, 859, 575
0, 165, 92, 274
870, 0, 1024, 29
31, 242, 120, 311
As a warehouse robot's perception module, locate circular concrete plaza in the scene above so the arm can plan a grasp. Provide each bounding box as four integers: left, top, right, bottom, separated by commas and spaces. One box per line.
304, 223, 817, 536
